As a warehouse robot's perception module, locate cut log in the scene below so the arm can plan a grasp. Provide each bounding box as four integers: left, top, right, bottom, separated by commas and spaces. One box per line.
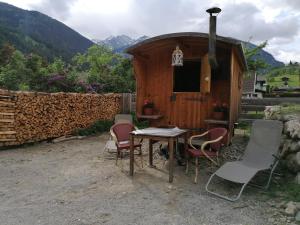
0, 139, 17, 142
0, 119, 14, 123
0, 101, 15, 106
0, 131, 16, 135
0, 112, 14, 116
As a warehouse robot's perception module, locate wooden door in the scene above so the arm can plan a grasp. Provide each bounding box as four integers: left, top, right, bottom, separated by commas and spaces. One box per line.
168, 54, 211, 130
169, 92, 206, 129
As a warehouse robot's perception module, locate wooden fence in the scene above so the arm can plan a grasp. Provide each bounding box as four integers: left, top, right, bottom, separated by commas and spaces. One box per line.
121, 93, 136, 113
120, 93, 300, 120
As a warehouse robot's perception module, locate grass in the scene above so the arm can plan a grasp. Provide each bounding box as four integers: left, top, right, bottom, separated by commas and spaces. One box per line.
73, 113, 150, 136
264, 173, 300, 202
74, 120, 114, 136
243, 111, 264, 119
131, 112, 149, 129
280, 103, 300, 115
267, 74, 300, 87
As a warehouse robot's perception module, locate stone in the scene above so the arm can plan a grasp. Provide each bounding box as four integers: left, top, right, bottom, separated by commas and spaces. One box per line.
295, 172, 300, 185
285, 120, 300, 139
278, 201, 287, 209
264, 106, 281, 120
290, 141, 300, 153
285, 201, 298, 216
286, 152, 300, 173
282, 114, 300, 122
296, 211, 300, 222
282, 140, 300, 155
282, 139, 292, 155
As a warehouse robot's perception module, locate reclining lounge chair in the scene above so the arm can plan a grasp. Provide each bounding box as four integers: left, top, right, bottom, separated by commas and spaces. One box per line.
205, 119, 283, 201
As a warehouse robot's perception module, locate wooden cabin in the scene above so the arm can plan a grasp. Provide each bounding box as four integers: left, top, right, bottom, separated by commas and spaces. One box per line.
126, 32, 247, 141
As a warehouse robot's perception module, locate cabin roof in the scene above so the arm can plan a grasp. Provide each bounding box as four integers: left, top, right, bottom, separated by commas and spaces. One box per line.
243, 71, 255, 93
126, 32, 247, 70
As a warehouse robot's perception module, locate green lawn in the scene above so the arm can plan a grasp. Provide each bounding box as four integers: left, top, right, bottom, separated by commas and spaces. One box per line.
267, 74, 300, 87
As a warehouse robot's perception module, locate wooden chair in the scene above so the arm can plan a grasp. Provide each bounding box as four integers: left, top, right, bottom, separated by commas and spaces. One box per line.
105, 114, 133, 153
110, 123, 143, 168
186, 127, 227, 183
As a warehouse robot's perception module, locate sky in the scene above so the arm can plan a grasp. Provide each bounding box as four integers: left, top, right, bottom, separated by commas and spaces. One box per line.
2, 0, 300, 63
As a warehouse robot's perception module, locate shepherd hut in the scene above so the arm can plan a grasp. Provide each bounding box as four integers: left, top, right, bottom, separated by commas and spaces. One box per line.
126, 8, 247, 141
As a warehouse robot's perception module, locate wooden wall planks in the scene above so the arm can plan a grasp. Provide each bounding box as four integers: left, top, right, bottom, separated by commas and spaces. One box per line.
132, 37, 244, 137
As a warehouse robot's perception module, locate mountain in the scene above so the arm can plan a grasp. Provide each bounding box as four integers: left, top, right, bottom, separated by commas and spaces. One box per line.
98, 35, 284, 70
94, 35, 149, 54
0, 2, 93, 61
242, 42, 284, 69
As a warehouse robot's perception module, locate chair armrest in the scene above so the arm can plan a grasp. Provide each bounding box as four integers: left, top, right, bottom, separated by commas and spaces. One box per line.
200, 136, 224, 150
199, 136, 224, 166
188, 131, 209, 146
188, 136, 222, 166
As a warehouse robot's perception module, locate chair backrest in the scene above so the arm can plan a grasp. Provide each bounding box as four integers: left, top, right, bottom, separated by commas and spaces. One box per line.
242, 119, 283, 167
114, 114, 133, 124
111, 123, 135, 142
208, 128, 228, 151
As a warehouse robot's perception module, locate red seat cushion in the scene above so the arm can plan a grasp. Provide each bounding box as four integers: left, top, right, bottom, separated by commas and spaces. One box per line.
187, 148, 218, 157
117, 141, 141, 150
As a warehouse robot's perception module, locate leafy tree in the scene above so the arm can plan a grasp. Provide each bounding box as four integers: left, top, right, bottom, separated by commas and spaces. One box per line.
244, 41, 269, 71
0, 42, 15, 66
0, 50, 28, 90
47, 58, 66, 74
73, 45, 135, 93
25, 53, 49, 90
0, 43, 136, 93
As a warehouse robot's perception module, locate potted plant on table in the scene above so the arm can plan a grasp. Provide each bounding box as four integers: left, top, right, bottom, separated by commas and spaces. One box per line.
143, 99, 154, 115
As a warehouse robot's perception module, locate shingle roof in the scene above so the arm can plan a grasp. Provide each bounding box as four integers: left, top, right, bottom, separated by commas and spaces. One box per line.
243, 72, 255, 93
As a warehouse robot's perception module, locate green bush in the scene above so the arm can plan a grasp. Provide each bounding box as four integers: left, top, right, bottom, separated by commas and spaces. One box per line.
74, 120, 113, 136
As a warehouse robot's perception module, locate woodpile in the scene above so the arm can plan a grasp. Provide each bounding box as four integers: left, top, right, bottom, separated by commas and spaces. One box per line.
0, 89, 121, 147
0, 91, 17, 146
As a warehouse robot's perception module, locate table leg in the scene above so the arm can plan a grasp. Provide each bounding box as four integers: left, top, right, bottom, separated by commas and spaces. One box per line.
130, 134, 134, 176
149, 139, 153, 167
168, 138, 174, 183
184, 132, 188, 160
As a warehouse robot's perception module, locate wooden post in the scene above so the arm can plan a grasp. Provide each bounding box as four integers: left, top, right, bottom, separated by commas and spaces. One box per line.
184, 132, 188, 159
130, 133, 134, 176
149, 139, 153, 167
168, 138, 174, 183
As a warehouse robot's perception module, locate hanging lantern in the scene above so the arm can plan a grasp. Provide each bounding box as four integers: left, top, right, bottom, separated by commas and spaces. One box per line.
172, 45, 183, 66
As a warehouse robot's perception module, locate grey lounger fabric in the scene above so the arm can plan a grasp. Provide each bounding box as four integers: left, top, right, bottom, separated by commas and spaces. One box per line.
206, 119, 283, 201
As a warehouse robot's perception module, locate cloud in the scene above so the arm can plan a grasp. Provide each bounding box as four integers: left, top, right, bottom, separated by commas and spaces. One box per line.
216, 3, 300, 43
285, 0, 300, 10
1, 0, 299, 62
30, 0, 78, 20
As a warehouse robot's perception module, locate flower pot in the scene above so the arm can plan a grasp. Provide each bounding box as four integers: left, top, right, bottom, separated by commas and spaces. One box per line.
143, 107, 153, 115
212, 111, 224, 120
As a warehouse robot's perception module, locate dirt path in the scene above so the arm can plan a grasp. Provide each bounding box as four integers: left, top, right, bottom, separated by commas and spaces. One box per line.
0, 134, 278, 225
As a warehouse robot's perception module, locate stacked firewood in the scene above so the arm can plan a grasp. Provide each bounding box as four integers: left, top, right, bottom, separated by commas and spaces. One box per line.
0, 90, 121, 146
0, 91, 17, 146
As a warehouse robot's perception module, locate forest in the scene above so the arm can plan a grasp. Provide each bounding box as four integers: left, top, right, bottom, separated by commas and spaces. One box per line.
0, 43, 135, 93
0, 40, 299, 93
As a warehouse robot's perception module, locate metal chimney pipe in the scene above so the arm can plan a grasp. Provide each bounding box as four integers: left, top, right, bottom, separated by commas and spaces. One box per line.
206, 7, 221, 69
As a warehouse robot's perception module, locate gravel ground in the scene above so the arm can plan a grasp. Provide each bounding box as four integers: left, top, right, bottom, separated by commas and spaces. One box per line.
0, 133, 289, 225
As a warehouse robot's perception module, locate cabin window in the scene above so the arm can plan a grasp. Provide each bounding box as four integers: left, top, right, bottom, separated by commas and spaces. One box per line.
173, 60, 201, 92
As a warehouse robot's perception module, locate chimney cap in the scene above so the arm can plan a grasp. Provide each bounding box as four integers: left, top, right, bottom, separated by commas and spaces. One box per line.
206, 7, 221, 16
